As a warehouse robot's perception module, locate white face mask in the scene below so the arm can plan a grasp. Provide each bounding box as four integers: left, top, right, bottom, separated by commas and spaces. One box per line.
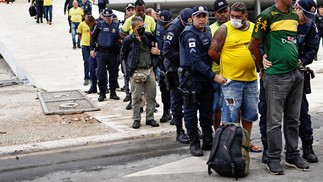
230, 18, 243, 29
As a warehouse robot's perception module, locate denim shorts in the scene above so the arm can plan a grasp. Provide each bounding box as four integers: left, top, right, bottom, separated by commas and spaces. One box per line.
212, 81, 223, 111
221, 80, 258, 122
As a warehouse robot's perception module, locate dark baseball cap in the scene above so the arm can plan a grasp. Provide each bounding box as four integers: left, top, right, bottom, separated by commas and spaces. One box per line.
297, 0, 317, 19
192, 5, 209, 16
214, 0, 229, 12
103, 8, 114, 17
157, 10, 173, 26
125, 3, 134, 10
180, 8, 193, 25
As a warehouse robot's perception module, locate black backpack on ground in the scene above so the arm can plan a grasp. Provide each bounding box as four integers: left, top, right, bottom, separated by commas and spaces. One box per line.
207, 123, 250, 180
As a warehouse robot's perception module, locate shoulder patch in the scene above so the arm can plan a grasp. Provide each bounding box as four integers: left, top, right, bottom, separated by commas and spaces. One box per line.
167, 32, 174, 40
188, 38, 196, 48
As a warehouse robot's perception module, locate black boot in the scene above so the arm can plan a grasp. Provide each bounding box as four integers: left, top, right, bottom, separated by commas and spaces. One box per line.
160, 109, 172, 123
302, 137, 318, 163
98, 94, 106, 102
201, 127, 213, 150
123, 93, 131, 102
261, 137, 268, 164
110, 89, 120, 100
188, 131, 203, 156
176, 128, 189, 144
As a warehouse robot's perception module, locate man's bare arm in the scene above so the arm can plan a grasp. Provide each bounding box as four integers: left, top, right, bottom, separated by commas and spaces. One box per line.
208, 25, 226, 65
248, 37, 264, 70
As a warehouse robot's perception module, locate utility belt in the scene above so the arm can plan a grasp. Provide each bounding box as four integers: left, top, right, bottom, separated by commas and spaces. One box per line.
177, 67, 197, 104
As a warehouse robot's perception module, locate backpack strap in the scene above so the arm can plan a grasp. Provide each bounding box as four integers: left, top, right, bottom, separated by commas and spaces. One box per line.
223, 124, 238, 180
207, 125, 225, 175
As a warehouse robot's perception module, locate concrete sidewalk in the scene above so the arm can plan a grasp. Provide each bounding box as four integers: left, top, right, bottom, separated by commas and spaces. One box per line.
0, 0, 323, 166
0, 0, 172, 155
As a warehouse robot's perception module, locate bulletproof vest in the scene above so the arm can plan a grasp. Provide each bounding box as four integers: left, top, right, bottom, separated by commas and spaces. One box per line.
97, 21, 120, 49
156, 24, 167, 50
167, 18, 184, 50
297, 22, 311, 53
179, 25, 212, 69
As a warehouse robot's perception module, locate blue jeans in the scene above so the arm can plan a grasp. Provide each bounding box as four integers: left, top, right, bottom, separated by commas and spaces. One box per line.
263, 69, 304, 159
71, 22, 80, 46
212, 81, 223, 112
43, 5, 52, 22
221, 80, 258, 123
81, 46, 90, 80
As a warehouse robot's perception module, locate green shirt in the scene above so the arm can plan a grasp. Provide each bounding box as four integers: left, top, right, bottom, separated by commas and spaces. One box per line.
137, 39, 151, 68
252, 5, 299, 75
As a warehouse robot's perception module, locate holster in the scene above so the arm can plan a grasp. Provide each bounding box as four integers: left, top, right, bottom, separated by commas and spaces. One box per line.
303, 67, 315, 94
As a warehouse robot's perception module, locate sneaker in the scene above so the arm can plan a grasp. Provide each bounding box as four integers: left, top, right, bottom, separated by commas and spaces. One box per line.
49, 21, 52, 25
73, 45, 76, 49
146, 119, 159, 127
123, 94, 131, 102
83, 79, 89, 86
126, 101, 132, 110
77, 44, 81, 48
267, 159, 284, 175
98, 95, 106, 102
132, 120, 140, 129
285, 154, 310, 171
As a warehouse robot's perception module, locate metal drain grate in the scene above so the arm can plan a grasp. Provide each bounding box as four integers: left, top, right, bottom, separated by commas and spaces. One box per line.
38, 90, 100, 115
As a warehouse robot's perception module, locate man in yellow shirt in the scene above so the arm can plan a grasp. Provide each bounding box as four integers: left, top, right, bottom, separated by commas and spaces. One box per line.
119, 0, 156, 39
78, 14, 91, 86
43, 0, 53, 25
69, 0, 84, 49
208, 2, 258, 152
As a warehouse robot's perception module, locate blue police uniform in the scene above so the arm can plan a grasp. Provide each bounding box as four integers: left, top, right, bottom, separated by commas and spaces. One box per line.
179, 24, 214, 138
90, 20, 120, 100
259, 20, 319, 162
155, 23, 171, 120
163, 17, 185, 127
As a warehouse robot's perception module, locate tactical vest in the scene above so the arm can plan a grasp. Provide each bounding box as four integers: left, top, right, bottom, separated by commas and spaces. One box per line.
179, 25, 212, 69
156, 24, 167, 50
97, 21, 120, 49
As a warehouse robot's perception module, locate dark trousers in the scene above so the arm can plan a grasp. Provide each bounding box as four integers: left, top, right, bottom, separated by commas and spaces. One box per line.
89, 56, 97, 92
98, 3, 106, 13
259, 75, 314, 143
81, 46, 90, 80
36, 3, 43, 22
170, 89, 184, 128
263, 69, 304, 159
183, 80, 213, 135
96, 51, 118, 94
158, 61, 170, 111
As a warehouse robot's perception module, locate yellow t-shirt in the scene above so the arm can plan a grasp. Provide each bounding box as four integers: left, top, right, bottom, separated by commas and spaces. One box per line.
121, 15, 156, 34
69, 7, 84, 23
77, 21, 91, 46
209, 22, 220, 74
220, 21, 257, 81
43, 0, 53, 6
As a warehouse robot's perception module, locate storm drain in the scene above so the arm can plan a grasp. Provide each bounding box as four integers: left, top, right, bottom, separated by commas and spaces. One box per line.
38, 90, 100, 115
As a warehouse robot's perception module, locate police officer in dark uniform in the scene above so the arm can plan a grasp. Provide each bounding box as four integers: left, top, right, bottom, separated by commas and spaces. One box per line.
153, 10, 173, 124
179, 5, 225, 156
259, 0, 319, 163
90, 8, 120, 102
163, 8, 194, 144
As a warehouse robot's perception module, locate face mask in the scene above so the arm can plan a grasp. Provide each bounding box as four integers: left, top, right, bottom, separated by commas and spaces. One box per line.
137, 27, 145, 36
230, 18, 243, 29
